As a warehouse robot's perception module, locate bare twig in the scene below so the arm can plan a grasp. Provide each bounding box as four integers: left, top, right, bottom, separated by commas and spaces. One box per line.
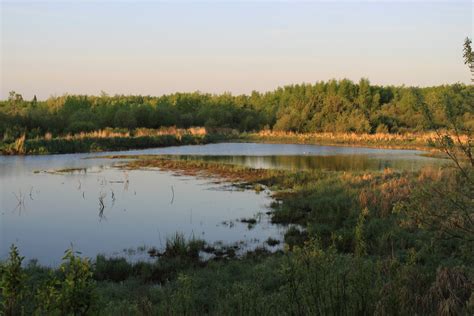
170, 185, 175, 204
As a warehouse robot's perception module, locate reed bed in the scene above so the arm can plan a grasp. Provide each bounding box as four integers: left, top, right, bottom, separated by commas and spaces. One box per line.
63, 127, 207, 140
0, 134, 217, 155
0, 129, 232, 155
241, 130, 469, 150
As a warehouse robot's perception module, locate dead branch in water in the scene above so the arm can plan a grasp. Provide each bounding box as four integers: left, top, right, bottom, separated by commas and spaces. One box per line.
98, 191, 106, 220
124, 172, 129, 192
170, 185, 175, 204
12, 190, 26, 213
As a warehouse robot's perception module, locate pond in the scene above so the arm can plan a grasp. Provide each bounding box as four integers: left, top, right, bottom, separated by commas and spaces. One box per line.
0, 142, 444, 265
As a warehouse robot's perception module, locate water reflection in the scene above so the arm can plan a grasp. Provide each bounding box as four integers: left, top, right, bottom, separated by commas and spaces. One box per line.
166, 154, 445, 172
1, 165, 279, 266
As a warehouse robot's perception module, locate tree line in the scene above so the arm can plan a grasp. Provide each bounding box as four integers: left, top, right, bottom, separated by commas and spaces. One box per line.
1, 79, 472, 142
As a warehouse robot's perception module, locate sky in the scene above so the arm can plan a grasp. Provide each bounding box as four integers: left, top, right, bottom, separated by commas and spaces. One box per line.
0, 0, 473, 100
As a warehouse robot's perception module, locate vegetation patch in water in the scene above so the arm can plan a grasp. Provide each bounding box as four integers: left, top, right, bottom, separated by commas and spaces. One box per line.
44, 167, 89, 174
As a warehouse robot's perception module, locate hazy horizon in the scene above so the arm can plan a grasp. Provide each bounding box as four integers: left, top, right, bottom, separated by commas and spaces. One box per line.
1, 0, 473, 100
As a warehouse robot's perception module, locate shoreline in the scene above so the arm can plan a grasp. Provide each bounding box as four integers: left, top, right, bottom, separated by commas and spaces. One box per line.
234, 131, 444, 151
0, 131, 445, 156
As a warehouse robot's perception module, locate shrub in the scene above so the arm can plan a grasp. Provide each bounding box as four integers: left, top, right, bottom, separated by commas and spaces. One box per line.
284, 226, 308, 249
0, 245, 26, 316
376, 123, 389, 133
46, 248, 96, 315
94, 256, 132, 282
36, 249, 95, 315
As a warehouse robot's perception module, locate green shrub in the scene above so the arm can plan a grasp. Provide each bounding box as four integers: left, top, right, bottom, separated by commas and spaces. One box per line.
0, 245, 26, 316
284, 226, 308, 249
94, 256, 132, 282
34, 248, 96, 315
57, 249, 95, 314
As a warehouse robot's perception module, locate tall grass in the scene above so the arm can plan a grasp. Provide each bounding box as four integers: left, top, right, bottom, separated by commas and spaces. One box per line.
68, 126, 208, 139
241, 129, 469, 150
0, 133, 228, 155
0, 127, 237, 155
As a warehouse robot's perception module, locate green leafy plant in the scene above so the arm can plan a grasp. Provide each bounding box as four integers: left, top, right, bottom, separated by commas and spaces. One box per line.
56, 248, 95, 315
0, 245, 26, 316
33, 248, 96, 315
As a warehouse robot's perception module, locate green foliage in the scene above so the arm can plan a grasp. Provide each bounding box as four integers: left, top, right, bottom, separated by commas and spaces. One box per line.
414, 66, 474, 247
1, 81, 472, 143
1, 134, 214, 155
284, 226, 309, 249
114, 108, 137, 129
163, 233, 205, 261
279, 240, 379, 315
55, 249, 95, 315
0, 245, 26, 316
94, 256, 132, 282
354, 208, 368, 257
375, 123, 389, 133
463, 37, 473, 65
30, 248, 96, 315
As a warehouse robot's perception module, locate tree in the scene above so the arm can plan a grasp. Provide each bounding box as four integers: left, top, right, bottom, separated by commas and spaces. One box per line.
463, 37, 473, 82
114, 108, 137, 129
406, 40, 474, 243
463, 37, 473, 65
357, 78, 373, 116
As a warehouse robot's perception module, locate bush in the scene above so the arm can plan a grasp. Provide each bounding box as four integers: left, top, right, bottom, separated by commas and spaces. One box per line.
284, 226, 308, 249
0, 245, 26, 316
376, 123, 389, 133
34, 248, 96, 315
94, 256, 132, 282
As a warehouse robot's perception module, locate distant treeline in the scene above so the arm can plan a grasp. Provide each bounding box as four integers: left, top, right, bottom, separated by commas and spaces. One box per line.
1, 79, 473, 141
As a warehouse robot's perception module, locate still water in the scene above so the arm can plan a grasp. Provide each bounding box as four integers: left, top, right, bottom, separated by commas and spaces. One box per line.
0, 143, 443, 265
105, 142, 443, 171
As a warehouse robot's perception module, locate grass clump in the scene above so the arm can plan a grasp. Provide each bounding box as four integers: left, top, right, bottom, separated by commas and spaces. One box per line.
163, 233, 205, 260
265, 237, 280, 247
239, 217, 257, 224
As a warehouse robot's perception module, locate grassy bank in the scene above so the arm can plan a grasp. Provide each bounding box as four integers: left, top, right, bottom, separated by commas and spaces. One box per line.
236, 130, 453, 150
0, 127, 455, 156
2, 155, 472, 315
0, 133, 228, 155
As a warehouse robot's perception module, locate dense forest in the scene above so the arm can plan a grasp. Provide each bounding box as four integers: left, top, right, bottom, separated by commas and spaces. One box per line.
1, 80, 473, 142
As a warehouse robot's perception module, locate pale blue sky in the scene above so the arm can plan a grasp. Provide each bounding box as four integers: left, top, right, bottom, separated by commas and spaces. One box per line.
1, 1, 472, 100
